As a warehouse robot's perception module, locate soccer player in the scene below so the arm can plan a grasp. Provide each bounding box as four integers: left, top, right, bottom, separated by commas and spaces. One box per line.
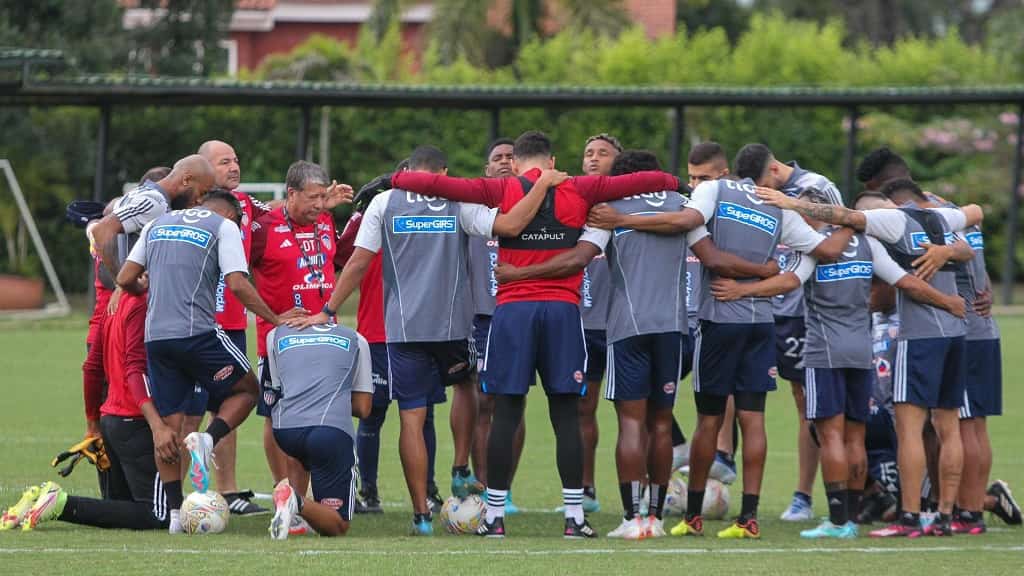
358, 131, 683, 538
755, 180, 982, 537
469, 138, 525, 513
250, 161, 348, 499
294, 145, 559, 535
734, 143, 845, 521
1, 281, 173, 531
265, 322, 373, 538
587, 172, 855, 540
194, 139, 271, 516
575, 133, 621, 513
709, 188, 966, 539
341, 160, 445, 515
116, 188, 299, 534
90, 155, 215, 279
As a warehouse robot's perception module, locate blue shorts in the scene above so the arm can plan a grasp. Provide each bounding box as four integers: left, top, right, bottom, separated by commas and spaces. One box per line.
804, 367, 872, 422
145, 329, 250, 418
962, 338, 1002, 418
480, 301, 587, 397
273, 426, 355, 521
584, 329, 607, 383
604, 332, 684, 407
866, 406, 899, 493
188, 329, 246, 416
693, 321, 777, 397
472, 315, 491, 373
774, 316, 806, 383
893, 336, 966, 410
387, 340, 470, 410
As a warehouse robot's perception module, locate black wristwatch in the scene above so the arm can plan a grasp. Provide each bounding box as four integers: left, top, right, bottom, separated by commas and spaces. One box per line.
322, 303, 336, 317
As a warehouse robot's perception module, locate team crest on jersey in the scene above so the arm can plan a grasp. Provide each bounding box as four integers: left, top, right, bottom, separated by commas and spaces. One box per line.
663, 381, 676, 394
768, 366, 778, 378
875, 357, 891, 377
263, 390, 278, 407
717, 202, 778, 235
321, 234, 332, 250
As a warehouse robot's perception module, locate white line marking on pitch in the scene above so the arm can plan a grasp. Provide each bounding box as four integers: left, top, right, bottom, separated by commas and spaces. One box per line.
1, 545, 1022, 557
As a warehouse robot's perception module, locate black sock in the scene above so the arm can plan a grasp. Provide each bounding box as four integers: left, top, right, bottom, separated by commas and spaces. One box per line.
741, 493, 760, 519
827, 489, 849, 525
847, 489, 864, 522
619, 482, 639, 520
488, 395, 526, 491
649, 484, 667, 520
547, 395, 583, 489
901, 511, 920, 527
452, 465, 470, 478
205, 417, 231, 446
937, 512, 952, 525
164, 480, 184, 511
671, 417, 687, 446
583, 486, 596, 500
686, 490, 705, 520
413, 512, 431, 524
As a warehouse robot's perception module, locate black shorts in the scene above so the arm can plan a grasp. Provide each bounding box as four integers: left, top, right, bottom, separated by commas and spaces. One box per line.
774, 316, 806, 383
584, 329, 608, 383
99, 415, 168, 522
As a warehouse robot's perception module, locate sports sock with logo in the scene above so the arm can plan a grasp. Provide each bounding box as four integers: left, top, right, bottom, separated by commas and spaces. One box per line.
485, 489, 507, 523
649, 484, 667, 520
563, 488, 584, 524
618, 481, 640, 520
847, 489, 863, 522
827, 489, 849, 525
205, 418, 230, 447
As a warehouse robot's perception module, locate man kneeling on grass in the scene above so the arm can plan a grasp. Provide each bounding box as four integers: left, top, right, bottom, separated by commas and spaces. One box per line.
265, 322, 373, 538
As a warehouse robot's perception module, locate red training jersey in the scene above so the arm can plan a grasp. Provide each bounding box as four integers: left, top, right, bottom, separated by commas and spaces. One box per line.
391, 168, 679, 305
87, 257, 113, 346
336, 212, 386, 344
215, 191, 270, 331
82, 292, 150, 420
251, 207, 345, 357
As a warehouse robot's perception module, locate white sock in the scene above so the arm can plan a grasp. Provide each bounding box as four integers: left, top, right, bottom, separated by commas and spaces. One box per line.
563, 488, 584, 523
168, 509, 182, 534
486, 488, 508, 523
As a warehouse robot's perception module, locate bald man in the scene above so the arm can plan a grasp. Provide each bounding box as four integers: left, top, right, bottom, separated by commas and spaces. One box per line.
89, 154, 216, 280
190, 140, 273, 516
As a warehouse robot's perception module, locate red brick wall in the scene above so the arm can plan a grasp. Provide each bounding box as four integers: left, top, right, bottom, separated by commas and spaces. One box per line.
233, 21, 427, 70
625, 0, 676, 38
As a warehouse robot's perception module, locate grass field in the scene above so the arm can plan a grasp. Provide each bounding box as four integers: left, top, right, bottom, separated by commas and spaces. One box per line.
1, 311, 1021, 575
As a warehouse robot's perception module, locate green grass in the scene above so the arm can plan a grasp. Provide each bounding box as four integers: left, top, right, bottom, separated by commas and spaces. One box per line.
1, 312, 1022, 575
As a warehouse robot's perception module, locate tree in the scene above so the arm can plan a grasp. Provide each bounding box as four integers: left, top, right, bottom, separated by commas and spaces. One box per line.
0, 0, 130, 72
130, 0, 234, 76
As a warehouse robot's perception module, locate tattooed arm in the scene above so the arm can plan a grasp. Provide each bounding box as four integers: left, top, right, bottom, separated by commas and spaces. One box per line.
754, 187, 867, 231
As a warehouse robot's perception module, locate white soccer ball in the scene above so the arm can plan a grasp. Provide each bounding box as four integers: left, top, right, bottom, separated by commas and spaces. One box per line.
702, 479, 730, 520
664, 472, 688, 516
181, 491, 230, 534
663, 474, 730, 519
440, 495, 485, 534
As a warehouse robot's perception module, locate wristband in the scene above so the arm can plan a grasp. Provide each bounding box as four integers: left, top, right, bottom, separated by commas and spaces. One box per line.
322, 303, 336, 317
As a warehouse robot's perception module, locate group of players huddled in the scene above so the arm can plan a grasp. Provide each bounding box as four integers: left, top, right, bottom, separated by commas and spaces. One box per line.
2, 130, 1021, 542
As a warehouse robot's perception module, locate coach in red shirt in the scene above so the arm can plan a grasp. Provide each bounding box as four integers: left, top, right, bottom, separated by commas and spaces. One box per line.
250, 160, 349, 496
387, 130, 680, 538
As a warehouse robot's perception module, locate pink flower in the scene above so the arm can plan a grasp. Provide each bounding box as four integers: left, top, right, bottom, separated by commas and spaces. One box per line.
1000, 112, 1019, 126
974, 138, 995, 151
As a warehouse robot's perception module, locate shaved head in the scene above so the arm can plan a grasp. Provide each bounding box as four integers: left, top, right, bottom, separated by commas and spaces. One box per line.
197, 140, 241, 189
165, 154, 216, 207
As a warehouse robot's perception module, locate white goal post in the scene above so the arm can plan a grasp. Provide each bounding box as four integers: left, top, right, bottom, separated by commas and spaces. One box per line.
0, 159, 71, 319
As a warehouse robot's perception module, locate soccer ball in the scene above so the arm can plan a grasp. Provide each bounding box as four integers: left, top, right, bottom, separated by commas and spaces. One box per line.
702, 479, 730, 520
180, 491, 230, 534
663, 474, 730, 519
664, 473, 688, 516
440, 495, 485, 534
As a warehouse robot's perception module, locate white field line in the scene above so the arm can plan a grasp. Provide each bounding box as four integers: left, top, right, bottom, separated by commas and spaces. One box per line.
1, 545, 1023, 557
